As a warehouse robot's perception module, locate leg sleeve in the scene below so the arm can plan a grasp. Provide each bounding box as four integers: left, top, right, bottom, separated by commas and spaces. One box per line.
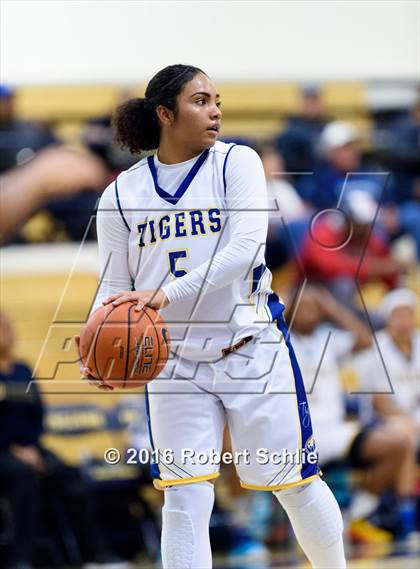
274, 477, 346, 568
162, 482, 214, 569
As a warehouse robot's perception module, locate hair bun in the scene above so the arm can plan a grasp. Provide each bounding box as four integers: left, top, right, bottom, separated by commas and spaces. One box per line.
112, 97, 160, 153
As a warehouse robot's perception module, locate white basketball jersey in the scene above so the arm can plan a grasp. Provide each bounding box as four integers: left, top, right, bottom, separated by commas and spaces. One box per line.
95, 141, 280, 361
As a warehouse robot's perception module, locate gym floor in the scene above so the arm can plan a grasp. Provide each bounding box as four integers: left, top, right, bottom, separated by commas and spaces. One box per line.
132, 542, 419, 569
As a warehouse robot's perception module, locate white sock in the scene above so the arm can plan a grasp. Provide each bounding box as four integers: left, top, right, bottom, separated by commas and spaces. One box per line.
162, 482, 214, 569
274, 478, 346, 568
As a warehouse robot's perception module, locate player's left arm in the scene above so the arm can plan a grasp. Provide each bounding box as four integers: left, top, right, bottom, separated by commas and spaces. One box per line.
159, 145, 268, 304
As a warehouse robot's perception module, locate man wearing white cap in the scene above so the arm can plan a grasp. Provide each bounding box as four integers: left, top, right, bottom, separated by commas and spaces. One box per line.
295, 120, 393, 208
320, 121, 359, 163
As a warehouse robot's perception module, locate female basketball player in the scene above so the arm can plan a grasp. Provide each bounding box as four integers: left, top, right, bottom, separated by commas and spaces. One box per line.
82, 64, 346, 568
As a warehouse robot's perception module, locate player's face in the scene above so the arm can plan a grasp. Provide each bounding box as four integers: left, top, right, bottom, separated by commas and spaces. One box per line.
173, 73, 222, 150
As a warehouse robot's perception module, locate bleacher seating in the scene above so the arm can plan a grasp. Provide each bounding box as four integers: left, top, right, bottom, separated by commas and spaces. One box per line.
15, 81, 372, 142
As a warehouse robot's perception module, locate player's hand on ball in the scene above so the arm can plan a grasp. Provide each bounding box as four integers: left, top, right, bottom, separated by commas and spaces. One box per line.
103, 289, 169, 311
74, 335, 114, 391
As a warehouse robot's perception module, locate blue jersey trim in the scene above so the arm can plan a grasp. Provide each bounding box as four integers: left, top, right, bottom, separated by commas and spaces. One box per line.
251, 263, 266, 294
267, 292, 319, 481
147, 149, 210, 206
222, 143, 237, 195
114, 178, 131, 232
144, 386, 161, 480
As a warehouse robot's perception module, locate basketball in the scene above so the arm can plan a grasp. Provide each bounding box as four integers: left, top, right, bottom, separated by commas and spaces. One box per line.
79, 302, 170, 388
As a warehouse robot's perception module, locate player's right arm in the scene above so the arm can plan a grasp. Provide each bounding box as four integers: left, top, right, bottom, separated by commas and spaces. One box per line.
77, 180, 133, 388
92, 181, 134, 313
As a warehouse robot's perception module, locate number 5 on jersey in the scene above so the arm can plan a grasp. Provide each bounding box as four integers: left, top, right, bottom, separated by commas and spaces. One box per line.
168, 250, 189, 278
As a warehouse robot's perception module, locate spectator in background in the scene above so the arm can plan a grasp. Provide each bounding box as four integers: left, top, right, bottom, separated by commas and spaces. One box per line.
354, 289, 418, 539
82, 90, 139, 175
0, 84, 107, 243
256, 144, 310, 268
356, 289, 419, 435
284, 114, 419, 261
0, 85, 57, 174
375, 98, 420, 260
375, 97, 420, 204
260, 144, 307, 223
299, 190, 401, 314
0, 146, 107, 242
296, 121, 392, 209
354, 288, 419, 539
287, 286, 372, 468
0, 312, 130, 569
276, 85, 328, 176
287, 286, 417, 539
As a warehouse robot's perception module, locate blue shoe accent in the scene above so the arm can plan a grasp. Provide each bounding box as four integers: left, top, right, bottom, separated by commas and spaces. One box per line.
229, 538, 270, 560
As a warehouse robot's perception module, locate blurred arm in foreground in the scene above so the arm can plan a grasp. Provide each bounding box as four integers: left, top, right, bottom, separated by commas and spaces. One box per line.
0, 146, 107, 240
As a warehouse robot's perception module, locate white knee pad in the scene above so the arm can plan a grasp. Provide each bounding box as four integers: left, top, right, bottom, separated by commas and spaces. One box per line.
274, 478, 343, 549
162, 508, 194, 568
274, 478, 346, 568
162, 482, 214, 569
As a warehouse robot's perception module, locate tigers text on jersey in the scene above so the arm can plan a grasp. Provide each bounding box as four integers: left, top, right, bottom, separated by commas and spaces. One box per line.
94, 141, 281, 361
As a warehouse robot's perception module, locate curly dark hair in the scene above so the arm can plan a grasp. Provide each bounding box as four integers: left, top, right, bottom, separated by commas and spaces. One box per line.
112, 64, 206, 154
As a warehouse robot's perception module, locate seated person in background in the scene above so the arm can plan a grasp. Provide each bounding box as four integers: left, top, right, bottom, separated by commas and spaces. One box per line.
0, 312, 130, 569
286, 286, 417, 538
256, 144, 310, 268
296, 121, 392, 209
298, 190, 402, 316
356, 288, 419, 437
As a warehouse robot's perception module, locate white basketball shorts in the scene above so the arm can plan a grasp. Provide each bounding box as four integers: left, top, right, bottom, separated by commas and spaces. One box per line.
145, 315, 320, 491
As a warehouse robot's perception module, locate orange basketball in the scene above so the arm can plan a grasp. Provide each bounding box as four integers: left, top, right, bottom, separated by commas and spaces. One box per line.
79, 302, 170, 388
